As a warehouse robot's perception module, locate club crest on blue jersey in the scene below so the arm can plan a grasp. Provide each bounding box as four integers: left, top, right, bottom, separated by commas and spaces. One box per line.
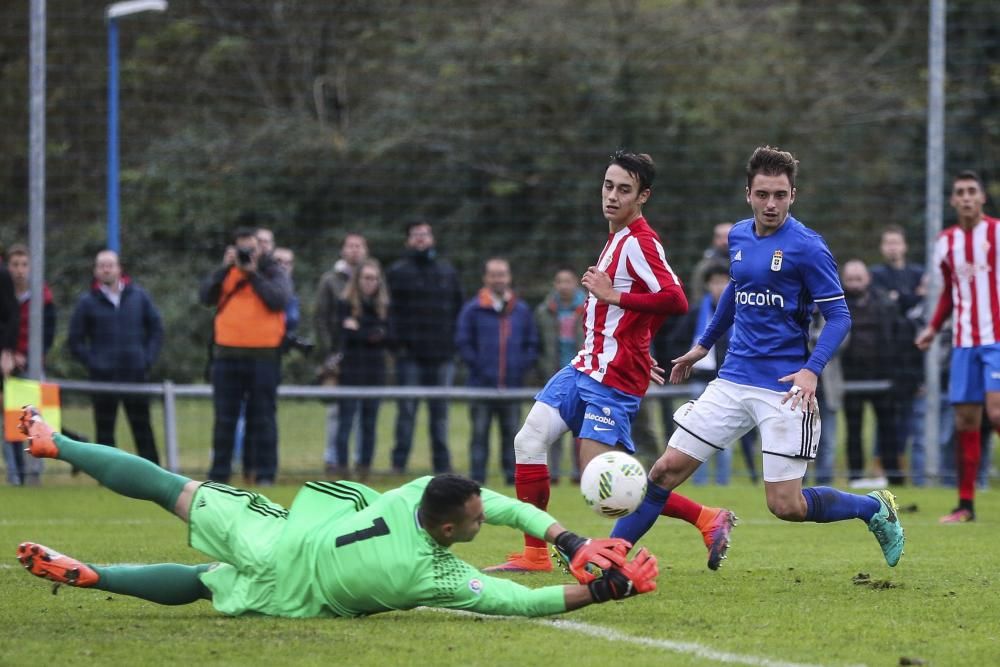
770, 250, 783, 272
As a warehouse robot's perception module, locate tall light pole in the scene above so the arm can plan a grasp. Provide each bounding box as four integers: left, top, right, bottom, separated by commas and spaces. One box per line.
106, 0, 167, 253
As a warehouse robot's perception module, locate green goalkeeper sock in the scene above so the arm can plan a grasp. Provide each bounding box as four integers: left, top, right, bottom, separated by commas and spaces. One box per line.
91, 563, 213, 605
53, 433, 189, 512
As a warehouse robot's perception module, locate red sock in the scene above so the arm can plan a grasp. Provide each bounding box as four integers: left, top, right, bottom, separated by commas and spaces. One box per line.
515, 463, 550, 549
660, 491, 702, 526
957, 429, 981, 502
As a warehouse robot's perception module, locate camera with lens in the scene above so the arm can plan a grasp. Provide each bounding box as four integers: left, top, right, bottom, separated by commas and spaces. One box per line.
236, 246, 254, 266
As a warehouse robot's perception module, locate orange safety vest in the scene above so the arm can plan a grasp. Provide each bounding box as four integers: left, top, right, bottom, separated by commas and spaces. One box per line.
214, 267, 286, 348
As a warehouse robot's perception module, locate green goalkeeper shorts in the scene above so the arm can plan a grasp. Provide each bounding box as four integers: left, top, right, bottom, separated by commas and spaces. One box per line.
188, 481, 289, 615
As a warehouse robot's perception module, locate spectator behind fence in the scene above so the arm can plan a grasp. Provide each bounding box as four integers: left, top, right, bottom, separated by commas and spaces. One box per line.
387, 221, 463, 475
3, 244, 56, 486
688, 222, 733, 304
230, 243, 308, 481
331, 259, 389, 481
69, 250, 163, 464
870, 225, 925, 486
200, 228, 291, 485
456, 258, 539, 485
0, 251, 21, 484
839, 259, 902, 486
315, 233, 368, 476
534, 268, 586, 483
670, 262, 757, 485
809, 307, 848, 485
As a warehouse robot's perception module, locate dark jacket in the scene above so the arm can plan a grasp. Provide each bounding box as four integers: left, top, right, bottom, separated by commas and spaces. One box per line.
0, 267, 18, 352
336, 298, 389, 386
387, 250, 463, 364
842, 287, 897, 383
456, 288, 539, 388
199, 254, 291, 314
16, 283, 56, 357
68, 278, 164, 380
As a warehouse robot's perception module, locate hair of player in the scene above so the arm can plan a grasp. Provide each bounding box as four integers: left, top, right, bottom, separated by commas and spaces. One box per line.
953, 169, 985, 190
880, 224, 906, 241
746, 145, 798, 189
232, 226, 258, 243
6, 243, 29, 260
702, 261, 730, 284
420, 474, 481, 527
609, 150, 655, 193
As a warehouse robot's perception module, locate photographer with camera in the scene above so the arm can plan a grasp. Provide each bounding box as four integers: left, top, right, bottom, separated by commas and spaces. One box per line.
200, 227, 292, 486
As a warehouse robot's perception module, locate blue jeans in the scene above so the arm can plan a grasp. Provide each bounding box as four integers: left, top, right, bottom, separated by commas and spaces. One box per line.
468, 400, 519, 483
336, 398, 380, 468
907, 393, 954, 486
812, 393, 837, 484
392, 358, 454, 473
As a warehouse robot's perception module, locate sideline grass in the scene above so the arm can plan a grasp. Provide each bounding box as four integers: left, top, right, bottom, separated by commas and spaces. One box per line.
2, 477, 997, 666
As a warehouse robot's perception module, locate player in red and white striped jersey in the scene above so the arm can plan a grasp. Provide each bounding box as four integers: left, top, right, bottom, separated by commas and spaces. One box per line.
572, 215, 684, 395
916, 170, 999, 523
485, 151, 737, 574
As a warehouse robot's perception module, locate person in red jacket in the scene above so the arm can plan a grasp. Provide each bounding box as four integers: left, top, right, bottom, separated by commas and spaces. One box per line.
3, 244, 56, 485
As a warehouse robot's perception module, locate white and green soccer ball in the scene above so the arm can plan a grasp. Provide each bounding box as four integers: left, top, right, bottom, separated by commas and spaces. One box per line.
580, 451, 647, 519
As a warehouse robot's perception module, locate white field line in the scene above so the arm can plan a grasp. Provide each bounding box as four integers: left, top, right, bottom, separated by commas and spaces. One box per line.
424, 608, 864, 667
0, 518, 166, 526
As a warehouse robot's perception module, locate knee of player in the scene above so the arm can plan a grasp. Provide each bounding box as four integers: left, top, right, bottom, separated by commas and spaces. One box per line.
985, 406, 1000, 430
513, 425, 544, 459
647, 452, 677, 486
766, 496, 806, 522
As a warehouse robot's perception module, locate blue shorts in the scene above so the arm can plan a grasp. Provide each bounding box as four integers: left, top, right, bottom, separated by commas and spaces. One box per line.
535, 365, 641, 452
949, 344, 1000, 404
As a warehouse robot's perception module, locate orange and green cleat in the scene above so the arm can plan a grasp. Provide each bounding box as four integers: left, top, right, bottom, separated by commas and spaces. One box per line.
16, 542, 99, 588
18, 405, 59, 459
700, 508, 738, 571
482, 546, 553, 573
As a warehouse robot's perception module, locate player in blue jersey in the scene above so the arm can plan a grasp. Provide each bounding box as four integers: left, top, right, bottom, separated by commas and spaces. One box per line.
610, 146, 905, 567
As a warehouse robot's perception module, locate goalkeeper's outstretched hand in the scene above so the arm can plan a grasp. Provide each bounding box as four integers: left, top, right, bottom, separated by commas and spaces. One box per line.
553, 531, 630, 584
588, 547, 659, 603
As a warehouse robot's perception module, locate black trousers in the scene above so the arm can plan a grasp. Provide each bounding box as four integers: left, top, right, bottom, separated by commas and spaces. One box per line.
843, 390, 903, 484
92, 391, 159, 464
209, 354, 280, 484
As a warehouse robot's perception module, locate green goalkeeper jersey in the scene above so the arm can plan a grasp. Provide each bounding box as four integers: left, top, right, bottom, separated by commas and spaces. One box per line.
202, 477, 567, 618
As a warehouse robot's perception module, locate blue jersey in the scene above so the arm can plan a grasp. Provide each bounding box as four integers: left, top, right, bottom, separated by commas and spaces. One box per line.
699, 217, 848, 392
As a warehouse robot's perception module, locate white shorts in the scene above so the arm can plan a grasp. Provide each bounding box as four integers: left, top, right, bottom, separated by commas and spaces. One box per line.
669, 378, 820, 483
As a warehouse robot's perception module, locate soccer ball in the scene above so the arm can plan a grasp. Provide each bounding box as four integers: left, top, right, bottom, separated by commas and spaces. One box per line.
580, 451, 647, 519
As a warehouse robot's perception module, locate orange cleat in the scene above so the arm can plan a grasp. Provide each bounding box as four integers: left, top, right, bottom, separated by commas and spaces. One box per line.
18, 405, 59, 459
16, 542, 98, 587
699, 507, 738, 571
482, 546, 553, 573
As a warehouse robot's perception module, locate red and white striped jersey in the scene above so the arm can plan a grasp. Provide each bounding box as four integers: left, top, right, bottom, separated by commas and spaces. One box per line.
934, 215, 1000, 348
571, 217, 687, 396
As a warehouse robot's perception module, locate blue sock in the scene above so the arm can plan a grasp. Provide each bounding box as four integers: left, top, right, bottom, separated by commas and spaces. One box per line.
610, 480, 670, 544
802, 487, 880, 523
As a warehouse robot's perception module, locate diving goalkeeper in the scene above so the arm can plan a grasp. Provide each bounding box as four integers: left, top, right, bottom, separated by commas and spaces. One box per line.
14, 406, 656, 618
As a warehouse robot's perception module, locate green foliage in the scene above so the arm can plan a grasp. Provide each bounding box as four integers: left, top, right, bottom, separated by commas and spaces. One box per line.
1, 1, 999, 381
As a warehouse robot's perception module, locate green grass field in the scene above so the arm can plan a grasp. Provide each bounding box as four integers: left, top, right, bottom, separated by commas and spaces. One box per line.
2, 399, 998, 666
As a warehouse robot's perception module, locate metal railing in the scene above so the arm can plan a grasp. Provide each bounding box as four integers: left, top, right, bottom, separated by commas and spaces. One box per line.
51, 378, 893, 473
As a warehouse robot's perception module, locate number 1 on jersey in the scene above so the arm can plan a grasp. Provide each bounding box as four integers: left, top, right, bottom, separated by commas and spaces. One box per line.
335, 517, 390, 547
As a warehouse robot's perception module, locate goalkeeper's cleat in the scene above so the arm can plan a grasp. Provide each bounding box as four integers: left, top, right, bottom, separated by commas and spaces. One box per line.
700, 508, 737, 571
938, 507, 975, 524
867, 490, 905, 567
482, 546, 552, 573
18, 406, 59, 459
16, 542, 98, 587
